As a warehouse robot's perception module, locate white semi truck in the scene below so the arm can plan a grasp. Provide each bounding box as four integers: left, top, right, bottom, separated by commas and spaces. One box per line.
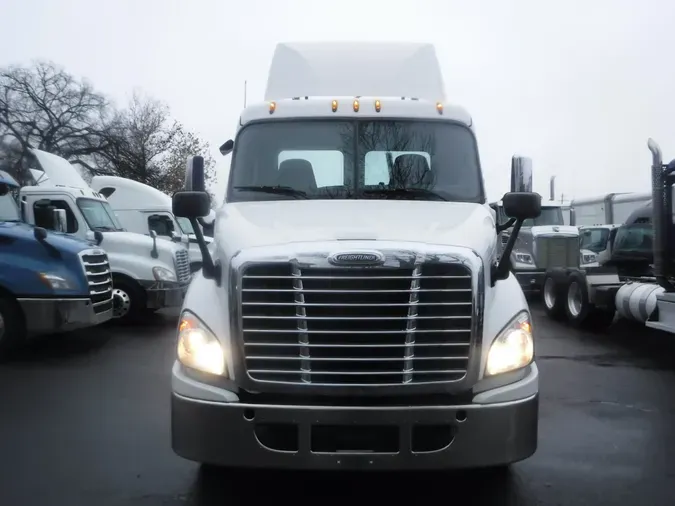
167, 42, 542, 471
89, 175, 214, 272
21, 149, 192, 322
541, 139, 675, 333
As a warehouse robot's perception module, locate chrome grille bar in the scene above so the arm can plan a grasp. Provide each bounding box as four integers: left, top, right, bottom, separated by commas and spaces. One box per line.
80, 249, 113, 314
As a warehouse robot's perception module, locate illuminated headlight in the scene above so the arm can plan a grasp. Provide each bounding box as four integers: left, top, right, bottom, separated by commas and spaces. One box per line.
177, 311, 226, 376
38, 272, 75, 290
514, 252, 534, 264
485, 312, 534, 377
152, 266, 177, 282
582, 253, 597, 264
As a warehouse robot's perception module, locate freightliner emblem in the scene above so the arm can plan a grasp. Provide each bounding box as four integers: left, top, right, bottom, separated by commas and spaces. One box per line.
328, 250, 385, 266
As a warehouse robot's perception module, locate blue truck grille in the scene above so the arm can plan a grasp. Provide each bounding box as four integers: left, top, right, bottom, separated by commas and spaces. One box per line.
240, 262, 474, 387
80, 249, 113, 314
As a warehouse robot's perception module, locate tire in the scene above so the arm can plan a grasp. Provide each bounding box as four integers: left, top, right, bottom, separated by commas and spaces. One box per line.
565, 272, 614, 330
111, 277, 146, 324
0, 295, 26, 358
542, 272, 567, 321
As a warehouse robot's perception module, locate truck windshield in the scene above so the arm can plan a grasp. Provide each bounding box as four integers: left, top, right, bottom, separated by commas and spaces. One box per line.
613, 224, 653, 255
227, 120, 484, 203
522, 207, 564, 227
0, 193, 20, 222
77, 198, 124, 231
176, 217, 195, 234
580, 227, 610, 253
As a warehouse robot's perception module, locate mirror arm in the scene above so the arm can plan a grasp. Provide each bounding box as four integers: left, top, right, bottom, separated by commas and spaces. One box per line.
496, 218, 516, 234
493, 219, 524, 284
189, 217, 220, 285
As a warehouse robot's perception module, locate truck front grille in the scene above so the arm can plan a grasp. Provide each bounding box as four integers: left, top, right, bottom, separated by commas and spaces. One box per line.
174, 248, 191, 283
80, 250, 113, 314
240, 262, 473, 386
535, 236, 579, 269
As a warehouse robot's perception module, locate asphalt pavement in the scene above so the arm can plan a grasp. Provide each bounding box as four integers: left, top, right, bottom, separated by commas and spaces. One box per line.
1, 305, 674, 506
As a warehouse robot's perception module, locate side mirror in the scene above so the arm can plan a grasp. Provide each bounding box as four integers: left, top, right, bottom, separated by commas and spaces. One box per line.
174, 190, 217, 282
569, 208, 576, 226
150, 230, 158, 239
171, 230, 182, 243
53, 209, 67, 233
502, 192, 542, 221
173, 191, 211, 219
185, 156, 206, 192
510, 156, 533, 193
34, 227, 47, 242
219, 139, 234, 156
493, 192, 542, 284
86, 230, 104, 245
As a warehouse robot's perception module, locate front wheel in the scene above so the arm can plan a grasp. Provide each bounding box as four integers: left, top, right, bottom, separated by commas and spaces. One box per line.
542, 273, 567, 321
111, 279, 146, 324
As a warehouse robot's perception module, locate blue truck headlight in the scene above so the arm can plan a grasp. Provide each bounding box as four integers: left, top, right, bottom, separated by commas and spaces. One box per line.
177, 311, 226, 376
38, 272, 76, 290
153, 266, 177, 282
485, 311, 534, 377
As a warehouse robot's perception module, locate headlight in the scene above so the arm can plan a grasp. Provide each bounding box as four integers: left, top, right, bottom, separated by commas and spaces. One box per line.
152, 266, 177, 282
582, 253, 597, 264
38, 272, 75, 290
513, 251, 534, 264
177, 311, 226, 376
485, 312, 534, 377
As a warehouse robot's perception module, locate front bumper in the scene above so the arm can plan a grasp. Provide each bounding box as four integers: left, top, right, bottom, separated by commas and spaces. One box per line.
172, 391, 538, 471
140, 280, 190, 309
17, 297, 114, 336
514, 270, 545, 293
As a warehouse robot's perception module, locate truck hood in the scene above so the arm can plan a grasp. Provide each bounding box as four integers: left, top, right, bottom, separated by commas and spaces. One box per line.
215, 200, 496, 255
99, 230, 183, 254
0, 221, 90, 254
530, 225, 578, 237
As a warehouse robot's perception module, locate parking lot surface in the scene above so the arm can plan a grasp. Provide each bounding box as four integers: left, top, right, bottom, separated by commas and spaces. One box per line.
1, 306, 674, 505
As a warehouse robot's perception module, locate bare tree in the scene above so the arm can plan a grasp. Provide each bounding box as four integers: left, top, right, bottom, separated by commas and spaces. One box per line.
155, 129, 217, 198
0, 61, 110, 182
93, 92, 216, 198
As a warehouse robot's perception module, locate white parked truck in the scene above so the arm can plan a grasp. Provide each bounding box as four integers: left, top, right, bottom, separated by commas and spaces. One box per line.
541, 139, 675, 333
169, 42, 542, 471
89, 175, 213, 273
21, 149, 192, 322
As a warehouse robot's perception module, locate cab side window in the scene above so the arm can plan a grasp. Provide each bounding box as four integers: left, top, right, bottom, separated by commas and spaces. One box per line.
148, 214, 175, 237
33, 199, 78, 233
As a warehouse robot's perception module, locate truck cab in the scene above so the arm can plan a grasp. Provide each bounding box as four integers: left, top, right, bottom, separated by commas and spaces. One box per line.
0, 170, 113, 355
20, 150, 192, 322
89, 175, 213, 273
168, 42, 543, 471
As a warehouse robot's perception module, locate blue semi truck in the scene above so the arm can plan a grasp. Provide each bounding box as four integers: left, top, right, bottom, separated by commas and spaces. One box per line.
0, 169, 114, 356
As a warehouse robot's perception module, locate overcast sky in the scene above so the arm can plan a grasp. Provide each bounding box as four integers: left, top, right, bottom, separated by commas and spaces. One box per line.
2, 0, 674, 203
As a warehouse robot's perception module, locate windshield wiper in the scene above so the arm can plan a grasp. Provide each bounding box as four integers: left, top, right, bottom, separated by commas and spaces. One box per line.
234, 185, 308, 199
361, 188, 448, 201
